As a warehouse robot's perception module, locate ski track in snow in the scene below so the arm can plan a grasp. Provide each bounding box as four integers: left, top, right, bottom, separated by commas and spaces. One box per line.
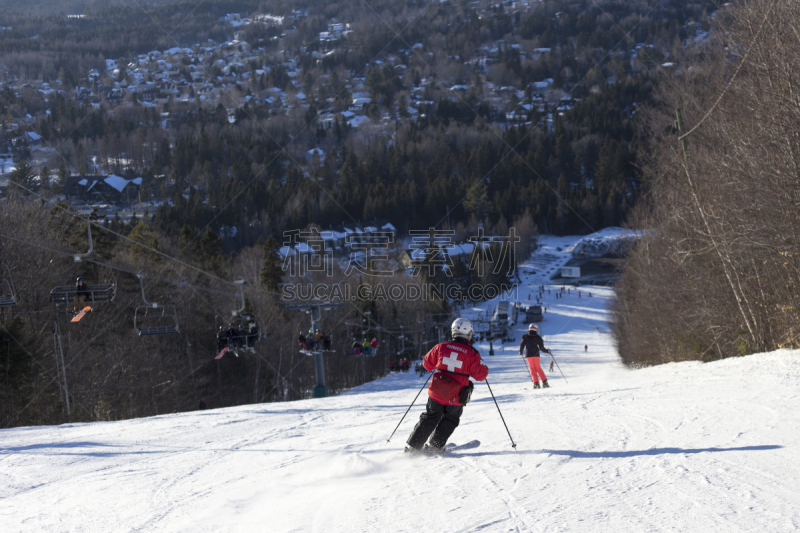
2, 229, 800, 532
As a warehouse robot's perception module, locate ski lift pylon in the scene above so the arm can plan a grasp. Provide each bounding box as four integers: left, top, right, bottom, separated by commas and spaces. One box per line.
231, 279, 245, 318
134, 273, 180, 336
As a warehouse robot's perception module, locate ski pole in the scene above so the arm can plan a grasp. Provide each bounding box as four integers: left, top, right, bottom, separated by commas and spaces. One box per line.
549, 352, 568, 384
484, 378, 517, 449
520, 354, 532, 378
386, 371, 432, 443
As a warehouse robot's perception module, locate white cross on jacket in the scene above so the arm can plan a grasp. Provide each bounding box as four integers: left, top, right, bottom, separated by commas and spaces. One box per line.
442, 352, 463, 373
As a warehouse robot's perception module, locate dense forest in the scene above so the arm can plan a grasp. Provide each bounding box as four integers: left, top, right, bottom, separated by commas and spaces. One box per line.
1, 0, 717, 242
0, 194, 475, 427
0, 0, 727, 428
613, 0, 800, 367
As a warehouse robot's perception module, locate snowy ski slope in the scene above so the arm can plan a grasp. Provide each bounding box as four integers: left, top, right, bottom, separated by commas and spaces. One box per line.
2, 230, 799, 532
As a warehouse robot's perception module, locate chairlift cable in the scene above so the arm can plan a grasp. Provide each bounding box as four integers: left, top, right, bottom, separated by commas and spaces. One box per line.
7, 180, 285, 298
0, 229, 286, 306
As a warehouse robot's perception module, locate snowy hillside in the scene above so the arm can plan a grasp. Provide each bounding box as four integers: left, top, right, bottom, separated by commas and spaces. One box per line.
2, 231, 800, 532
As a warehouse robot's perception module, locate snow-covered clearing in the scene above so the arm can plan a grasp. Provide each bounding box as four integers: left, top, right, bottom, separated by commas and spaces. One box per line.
2, 230, 799, 532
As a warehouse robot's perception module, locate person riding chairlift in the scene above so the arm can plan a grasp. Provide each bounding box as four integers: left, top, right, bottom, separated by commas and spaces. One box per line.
235, 324, 246, 348
217, 325, 228, 351
247, 323, 259, 348
299, 332, 307, 350
306, 331, 316, 351
73, 277, 90, 312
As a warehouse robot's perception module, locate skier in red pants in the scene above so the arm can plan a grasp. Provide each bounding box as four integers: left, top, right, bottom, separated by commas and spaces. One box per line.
520, 324, 551, 389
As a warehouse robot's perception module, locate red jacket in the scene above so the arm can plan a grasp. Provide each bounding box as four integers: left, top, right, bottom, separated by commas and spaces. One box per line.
423, 339, 488, 405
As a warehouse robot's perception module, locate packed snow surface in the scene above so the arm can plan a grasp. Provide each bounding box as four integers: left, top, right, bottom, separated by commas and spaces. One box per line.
2, 230, 799, 532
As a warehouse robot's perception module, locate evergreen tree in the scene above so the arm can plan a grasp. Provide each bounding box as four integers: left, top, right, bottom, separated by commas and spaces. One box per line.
0, 317, 35, 426
56, 163, 70, 193
12, 138, 31, 164
260, 235, 283, 293
197, 228, 225, 272
10, 160, 36, 193
39, 166, 51, 191
464, 179, 491, 220
128, 220, 161, 262
75, 142, 89, 176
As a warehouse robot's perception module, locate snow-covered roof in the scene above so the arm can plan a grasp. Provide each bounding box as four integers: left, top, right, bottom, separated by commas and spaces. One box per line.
448, 242, 476, 257
347, 116, 370, 127
320, 230, 346, 240
294, 242, 313, 254
104, 175, 128, 193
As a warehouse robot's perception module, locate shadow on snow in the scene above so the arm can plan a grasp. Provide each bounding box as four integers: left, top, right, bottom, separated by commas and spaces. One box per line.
539, 445, 783, 458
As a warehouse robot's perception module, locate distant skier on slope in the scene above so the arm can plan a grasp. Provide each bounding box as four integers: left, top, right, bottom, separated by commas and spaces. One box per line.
406, 318, 489, 453
520, 324, 551, 389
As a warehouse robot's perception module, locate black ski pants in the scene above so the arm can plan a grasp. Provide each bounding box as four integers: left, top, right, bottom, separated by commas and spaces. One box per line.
406, 397, 463, 449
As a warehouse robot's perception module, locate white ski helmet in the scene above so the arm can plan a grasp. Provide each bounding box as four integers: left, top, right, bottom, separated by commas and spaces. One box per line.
528, 324, 538, 332
451, 318, 474, 342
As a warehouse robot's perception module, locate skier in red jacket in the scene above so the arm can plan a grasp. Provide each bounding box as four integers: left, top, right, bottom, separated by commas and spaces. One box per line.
406, 318, 489, 453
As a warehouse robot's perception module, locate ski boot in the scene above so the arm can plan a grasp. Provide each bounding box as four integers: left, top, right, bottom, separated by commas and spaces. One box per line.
533, 382, 541, 389
404, 445, 421, 454
542, 380, 550, 388
424, 443, 446, 455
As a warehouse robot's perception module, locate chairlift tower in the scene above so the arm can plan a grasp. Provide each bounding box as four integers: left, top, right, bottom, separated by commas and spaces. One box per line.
231, 279, 246, 319
284, 289, 344, 398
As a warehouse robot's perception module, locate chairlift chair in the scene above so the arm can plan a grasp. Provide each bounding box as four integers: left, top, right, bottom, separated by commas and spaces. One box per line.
135, 305, 180, 336
50, 284, 116, 306
133, 274, 180, 336
225, 280, 257, 352
0, 264, 19, 307
301, 335, 334, 357
49, 220, 116, 309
